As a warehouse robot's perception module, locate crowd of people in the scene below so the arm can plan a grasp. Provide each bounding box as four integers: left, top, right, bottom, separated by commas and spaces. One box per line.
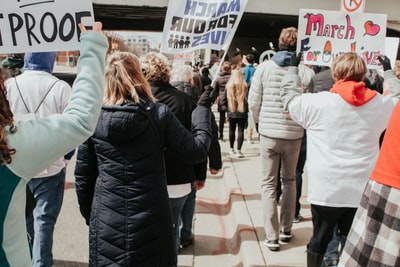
1, 20, 400, 267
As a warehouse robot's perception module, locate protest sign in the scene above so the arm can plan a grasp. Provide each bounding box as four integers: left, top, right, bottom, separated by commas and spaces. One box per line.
0, 0, 95, 53
340, 0, 365, 13
297, 9, 387, 67
385, 37, 399, 69
160, 0, 248, 54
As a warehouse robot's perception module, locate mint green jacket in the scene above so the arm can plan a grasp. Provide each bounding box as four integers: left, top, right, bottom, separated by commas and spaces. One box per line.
0, 32, 108, 267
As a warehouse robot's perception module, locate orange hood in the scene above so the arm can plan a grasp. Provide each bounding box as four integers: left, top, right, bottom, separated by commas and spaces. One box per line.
330, 80, 377, 106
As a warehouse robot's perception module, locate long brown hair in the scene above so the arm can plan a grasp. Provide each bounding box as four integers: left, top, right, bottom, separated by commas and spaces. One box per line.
0, 73, 17, 164
104, 52, 155, 105
226, 69, 248, 113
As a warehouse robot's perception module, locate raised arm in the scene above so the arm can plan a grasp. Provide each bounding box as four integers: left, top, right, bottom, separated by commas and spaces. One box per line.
7, 22, 108, 179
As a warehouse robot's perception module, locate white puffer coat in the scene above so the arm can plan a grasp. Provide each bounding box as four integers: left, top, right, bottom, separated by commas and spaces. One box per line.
248, 51, 314, 140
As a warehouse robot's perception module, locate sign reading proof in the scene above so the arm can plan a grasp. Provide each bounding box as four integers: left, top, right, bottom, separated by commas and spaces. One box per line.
160, 0, 248, 54
297, 9, 387, 67
0, 0, 95, 53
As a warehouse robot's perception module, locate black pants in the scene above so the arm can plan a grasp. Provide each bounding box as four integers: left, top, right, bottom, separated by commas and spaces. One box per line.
307, 204, 356, 254
218, 111, 226, 138
228, 117, 247, 150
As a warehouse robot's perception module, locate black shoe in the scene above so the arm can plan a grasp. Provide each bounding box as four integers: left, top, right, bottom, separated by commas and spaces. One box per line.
264, 239, 280, 251
279, 231, 293, 242
307, 250, 324, 267
180, 237, 194, 249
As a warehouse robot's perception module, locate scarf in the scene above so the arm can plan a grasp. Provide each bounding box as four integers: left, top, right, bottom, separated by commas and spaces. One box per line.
330, 80, 377, 106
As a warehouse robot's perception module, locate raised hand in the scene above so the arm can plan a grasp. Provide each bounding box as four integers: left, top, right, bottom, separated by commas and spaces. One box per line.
378, 55, 391, 71
290, 52, 303, 67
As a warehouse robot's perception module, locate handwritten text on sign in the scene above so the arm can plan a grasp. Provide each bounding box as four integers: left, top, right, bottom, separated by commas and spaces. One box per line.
297, 9, 387, 67
160, 0, 248, 54
0, 0, 95, 53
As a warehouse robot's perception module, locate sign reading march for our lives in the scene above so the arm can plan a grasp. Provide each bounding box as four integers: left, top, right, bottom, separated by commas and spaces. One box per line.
160, 0, 248, 54
297, 9, 387, 67
0, 0, 95, 53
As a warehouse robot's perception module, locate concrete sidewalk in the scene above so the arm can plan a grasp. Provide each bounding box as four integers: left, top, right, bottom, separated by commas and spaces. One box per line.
177, 132, 312, 267
53, 114, 313, 267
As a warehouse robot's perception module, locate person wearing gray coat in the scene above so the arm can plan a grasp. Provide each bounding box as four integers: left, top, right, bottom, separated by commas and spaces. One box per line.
248, 27, 314, 252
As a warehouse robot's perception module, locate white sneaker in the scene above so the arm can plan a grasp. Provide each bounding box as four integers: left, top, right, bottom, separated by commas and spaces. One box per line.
229, 149, 235, 155
235, 151, 244, 158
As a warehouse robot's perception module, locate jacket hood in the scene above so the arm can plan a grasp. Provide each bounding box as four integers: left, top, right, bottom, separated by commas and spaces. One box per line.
96, 100, 155, 143
271, 51, 292, 67
23, 52, 56, 73
330, 80, 377, 106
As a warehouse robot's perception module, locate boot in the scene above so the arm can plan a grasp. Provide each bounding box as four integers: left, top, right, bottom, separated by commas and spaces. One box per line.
307, 250, 324, 267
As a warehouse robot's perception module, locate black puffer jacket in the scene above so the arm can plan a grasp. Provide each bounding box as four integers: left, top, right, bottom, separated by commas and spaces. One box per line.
75, 99, 211, 267
151, 81, 198, 185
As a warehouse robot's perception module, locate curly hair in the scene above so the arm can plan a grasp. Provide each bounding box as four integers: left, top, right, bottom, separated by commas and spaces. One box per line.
0, 74, 17, 164
140, 52, 171, 84
278, 27, 298, 51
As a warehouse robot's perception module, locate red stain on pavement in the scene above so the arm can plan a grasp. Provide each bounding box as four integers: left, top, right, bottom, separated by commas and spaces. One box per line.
196, 187, 255, 255
64, 181, 75, 190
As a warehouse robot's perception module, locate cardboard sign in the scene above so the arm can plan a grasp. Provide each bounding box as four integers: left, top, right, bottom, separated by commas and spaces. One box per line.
160, 0, 248, 54
0, 0, 95, 53
297, 9, 387, 67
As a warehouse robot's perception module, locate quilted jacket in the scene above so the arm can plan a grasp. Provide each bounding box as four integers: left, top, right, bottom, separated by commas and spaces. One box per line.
248, 51, 314, 140
74, 99, 211, 266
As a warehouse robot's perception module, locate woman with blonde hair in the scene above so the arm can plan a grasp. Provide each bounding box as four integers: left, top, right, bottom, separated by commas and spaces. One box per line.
74, 51, 213, 266
281, 53, 400, 266
223, 68, 248, 158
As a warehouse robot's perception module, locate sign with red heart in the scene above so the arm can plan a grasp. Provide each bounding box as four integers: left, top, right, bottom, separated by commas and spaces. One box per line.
297, 9, 387, 67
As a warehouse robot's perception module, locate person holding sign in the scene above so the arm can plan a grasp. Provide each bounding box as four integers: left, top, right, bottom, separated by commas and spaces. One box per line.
280, 52, 400, 267
6, 50, 73, 267
0, 22, 108, 267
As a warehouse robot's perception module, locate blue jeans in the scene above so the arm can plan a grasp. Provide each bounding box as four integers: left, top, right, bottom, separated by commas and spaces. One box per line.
169, 194, 189, 267
325, 225, 346, 260
26, 168, 66, 267
180, 186, 196, 240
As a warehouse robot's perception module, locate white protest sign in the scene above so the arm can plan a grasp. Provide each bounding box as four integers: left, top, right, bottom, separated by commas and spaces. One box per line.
0, 0, 95, 53
160, 0, 248, 54
385, 37, 399, 70
297, 9, 387, 67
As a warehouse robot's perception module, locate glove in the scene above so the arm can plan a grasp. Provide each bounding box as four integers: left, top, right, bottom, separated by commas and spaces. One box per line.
290, 52, 302, 67
197, 85, 215, 109
378, 55, 391, 71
